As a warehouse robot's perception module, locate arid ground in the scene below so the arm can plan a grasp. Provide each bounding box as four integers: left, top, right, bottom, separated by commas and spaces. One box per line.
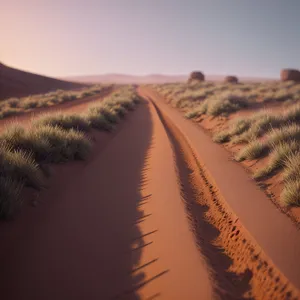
0, 68, 299, 299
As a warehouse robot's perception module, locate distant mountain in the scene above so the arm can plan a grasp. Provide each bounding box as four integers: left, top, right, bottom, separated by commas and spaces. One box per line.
0, 63, 85, 100
63, 73, 276, 84
63, 74, 188, 84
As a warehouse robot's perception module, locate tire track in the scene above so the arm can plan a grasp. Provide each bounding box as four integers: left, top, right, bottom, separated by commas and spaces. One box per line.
145, 94, 299, 300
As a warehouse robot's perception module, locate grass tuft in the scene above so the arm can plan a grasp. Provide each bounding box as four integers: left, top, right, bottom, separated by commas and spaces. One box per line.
281, 180, 300, 207
235, 140, 266, 162
212, 131, 230, 143
0, 85, 140, 218
0, 146, 43, 189
207, 93, 248, 116
253, 141, 299, 180
34, 113, 90, 132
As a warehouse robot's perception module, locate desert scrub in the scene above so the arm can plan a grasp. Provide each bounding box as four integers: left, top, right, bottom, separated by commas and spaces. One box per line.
253, 141, 300, 179
0, 84, 110, 120
34, 113, 90, 132
0, 85, 140, 218
0, 145, 43, 218
236, 125, 300, 162
281, 180, 300, 206
185, 102, 208, 119
227, 105, 300, 145
207, 92, 248, 116
0, 124, 92, 163
235, 140, 266, 162
282, 152, 300, 182
281, 152, 300, 205
213, 118, 251, 144
233, 112, 283, 144
212, 131, 230, 143
266, 124, 300, 146
0, 146, 43, 189
154, 80, 300, 116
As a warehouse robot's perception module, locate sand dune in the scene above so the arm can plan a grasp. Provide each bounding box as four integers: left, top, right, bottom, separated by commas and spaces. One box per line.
0, 62, 85, 100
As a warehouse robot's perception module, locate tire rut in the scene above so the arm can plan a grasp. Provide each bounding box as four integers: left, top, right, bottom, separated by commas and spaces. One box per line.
148, 97, 299, 300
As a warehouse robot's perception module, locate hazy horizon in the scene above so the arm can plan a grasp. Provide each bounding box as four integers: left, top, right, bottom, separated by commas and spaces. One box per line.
2, 0, 300, 78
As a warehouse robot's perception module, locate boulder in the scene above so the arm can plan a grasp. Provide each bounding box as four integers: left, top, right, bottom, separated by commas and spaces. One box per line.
188, 71, 205, 83
224, 76, 238, 84
280, 69, 300, 82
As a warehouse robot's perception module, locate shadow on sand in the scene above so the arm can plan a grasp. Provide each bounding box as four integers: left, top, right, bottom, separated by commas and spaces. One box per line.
153, 100, 254, 300
0, 100, 158, 300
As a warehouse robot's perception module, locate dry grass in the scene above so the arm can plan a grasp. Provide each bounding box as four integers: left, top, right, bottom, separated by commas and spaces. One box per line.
0, 84, 111, 120
33, 113, 90, 132
253, 141, 299, 179
154, 81, 300, 207
0, 86, 140, 218
235, 140, 266, 162
207, 92, 249, 116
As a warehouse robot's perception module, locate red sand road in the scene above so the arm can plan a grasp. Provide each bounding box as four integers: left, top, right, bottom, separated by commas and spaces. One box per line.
0, 100, 213, 299
139, 87, 300, 291
0, 88, 299, 299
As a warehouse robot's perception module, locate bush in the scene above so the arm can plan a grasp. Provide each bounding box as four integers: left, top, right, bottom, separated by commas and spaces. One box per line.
34, 113, 90, 132
207, 93, 248, 116
0, 85, 140, 218
0, 146, 43, 189
1, 124, 92, 163
185, 101, 208, 119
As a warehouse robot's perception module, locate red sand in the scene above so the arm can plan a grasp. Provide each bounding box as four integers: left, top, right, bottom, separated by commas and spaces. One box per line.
141, 87, 300, 294
0, 89, 298, 299
0, 101, 213, 299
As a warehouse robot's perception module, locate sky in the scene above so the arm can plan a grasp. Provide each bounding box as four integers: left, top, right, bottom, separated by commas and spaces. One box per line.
1, 0, 300, 78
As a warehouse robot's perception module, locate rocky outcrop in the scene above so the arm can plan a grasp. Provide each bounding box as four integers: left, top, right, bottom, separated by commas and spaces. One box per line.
224, 76, 238, 84
280, 69, 300, 82
188, 71, 205, 83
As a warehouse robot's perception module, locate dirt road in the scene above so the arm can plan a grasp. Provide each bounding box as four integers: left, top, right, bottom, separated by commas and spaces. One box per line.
0, 88, 298, 299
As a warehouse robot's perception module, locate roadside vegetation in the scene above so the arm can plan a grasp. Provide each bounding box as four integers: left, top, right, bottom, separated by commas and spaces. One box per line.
154, 80, 300, 117
0, 84, 112, 120
153, 81, 300, 208
0, 86, 140, 219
